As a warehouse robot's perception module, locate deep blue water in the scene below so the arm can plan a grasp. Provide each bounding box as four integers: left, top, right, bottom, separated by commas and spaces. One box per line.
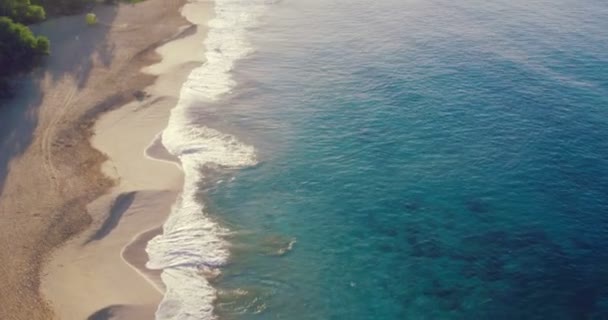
200, 0, 608, 318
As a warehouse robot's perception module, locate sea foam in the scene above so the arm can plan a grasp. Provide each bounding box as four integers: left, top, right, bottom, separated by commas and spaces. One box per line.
145, 1, 266, 319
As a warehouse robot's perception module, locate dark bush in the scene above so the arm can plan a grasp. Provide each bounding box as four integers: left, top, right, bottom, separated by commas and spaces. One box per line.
0, 17, 49, 77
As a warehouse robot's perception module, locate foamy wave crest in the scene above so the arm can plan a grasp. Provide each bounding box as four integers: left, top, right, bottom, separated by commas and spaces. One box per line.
145, 0, 266, 319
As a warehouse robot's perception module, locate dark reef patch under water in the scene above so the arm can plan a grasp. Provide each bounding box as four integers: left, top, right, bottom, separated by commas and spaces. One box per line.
201, 0, 608, 318
358, 195, 608, 319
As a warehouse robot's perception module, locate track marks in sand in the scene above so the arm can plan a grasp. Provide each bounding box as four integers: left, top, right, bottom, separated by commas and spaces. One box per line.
40, 82, 77, 189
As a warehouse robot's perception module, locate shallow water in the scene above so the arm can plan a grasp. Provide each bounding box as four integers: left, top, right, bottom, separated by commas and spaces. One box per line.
145, 1, 261, 319
167, 0, 608, 318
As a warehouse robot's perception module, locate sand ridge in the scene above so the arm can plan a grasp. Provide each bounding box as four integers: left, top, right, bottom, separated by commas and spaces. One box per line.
0, 0, 205, 319
41, 1, 215, 319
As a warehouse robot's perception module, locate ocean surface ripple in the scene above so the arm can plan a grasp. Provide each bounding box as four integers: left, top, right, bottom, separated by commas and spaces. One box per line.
202, 0, 608, 319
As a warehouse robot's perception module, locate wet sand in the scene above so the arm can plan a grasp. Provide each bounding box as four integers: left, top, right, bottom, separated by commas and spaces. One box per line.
0, 0, 212, 319
40, 1, 214, 319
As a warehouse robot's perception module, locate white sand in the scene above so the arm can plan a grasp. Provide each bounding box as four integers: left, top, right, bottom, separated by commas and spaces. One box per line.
41, 1, 214, 319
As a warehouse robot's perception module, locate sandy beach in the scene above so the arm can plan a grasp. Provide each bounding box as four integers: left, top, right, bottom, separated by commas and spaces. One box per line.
0, 0, 213, 319
43, 2, 213, 318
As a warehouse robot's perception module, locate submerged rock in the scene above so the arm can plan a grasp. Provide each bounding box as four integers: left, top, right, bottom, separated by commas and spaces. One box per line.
410, 238, 442, 258
465, 198, 491, 214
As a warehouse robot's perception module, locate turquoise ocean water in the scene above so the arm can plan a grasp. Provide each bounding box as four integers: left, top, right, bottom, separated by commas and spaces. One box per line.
191, 0, 608, 318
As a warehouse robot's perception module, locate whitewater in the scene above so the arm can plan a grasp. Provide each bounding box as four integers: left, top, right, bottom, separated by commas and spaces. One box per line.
145, 1, 268, 319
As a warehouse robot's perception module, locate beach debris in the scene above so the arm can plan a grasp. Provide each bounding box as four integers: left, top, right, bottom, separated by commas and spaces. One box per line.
259, 235, 296, 256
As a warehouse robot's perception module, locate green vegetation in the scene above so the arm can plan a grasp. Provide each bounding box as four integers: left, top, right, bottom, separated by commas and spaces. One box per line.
0, 17, 49, 72
0, 0, 94, 99
0, 0, 136, 99
85, 12, 95, 25
0, 17, 49, 97
0, 0, 46, 24
0, 0, 50, 97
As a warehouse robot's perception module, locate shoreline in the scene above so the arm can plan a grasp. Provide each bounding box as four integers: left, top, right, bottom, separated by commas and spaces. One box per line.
41, 1, 214, 319
0, 0, 211, 319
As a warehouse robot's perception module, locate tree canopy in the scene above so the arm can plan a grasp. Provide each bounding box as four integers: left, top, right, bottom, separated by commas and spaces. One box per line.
0, 0, 50, 97
0, 0, 111, 99
0, 0, 46, 24
0, 17, 48, 95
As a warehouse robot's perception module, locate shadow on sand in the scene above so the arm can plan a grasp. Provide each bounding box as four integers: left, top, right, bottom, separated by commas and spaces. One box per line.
0, 5, 119, 195
87, 304, 156, 320
87, 305, 124, 320
84, 191, 137, 245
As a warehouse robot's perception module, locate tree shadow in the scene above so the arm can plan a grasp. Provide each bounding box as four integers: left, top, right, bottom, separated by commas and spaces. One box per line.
0, 76, 44, 194
0, 5, 119, 195
30, 4, 118, 89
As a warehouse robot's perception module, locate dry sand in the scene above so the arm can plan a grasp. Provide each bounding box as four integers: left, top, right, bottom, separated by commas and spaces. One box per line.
42, 1, 214, 319
0, 0, 212, 319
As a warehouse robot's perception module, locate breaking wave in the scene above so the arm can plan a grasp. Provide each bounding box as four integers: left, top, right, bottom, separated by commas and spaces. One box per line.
145, 1, 268, 319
